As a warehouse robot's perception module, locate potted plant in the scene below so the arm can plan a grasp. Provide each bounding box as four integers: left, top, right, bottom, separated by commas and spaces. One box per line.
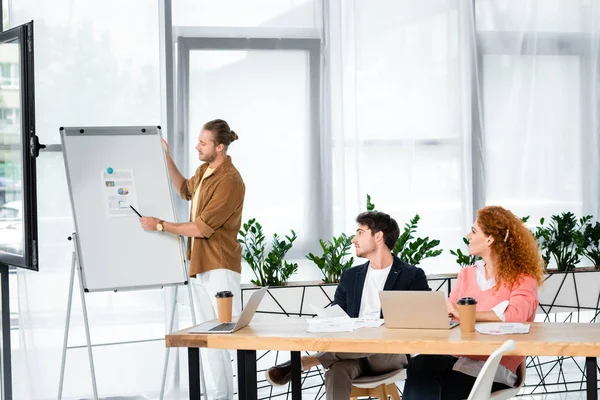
534, 212, 584, 272
238, 218, 298, 286
366, 194, 442, 265
574, 216, 600, 270
306, 233, 355, 284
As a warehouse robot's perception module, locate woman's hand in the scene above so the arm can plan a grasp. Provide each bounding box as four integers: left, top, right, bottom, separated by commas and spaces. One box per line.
446, 299, 459, 320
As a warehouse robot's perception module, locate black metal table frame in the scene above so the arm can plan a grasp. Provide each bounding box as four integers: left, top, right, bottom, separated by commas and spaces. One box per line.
186, 348, 598, 400
186, 349, 302, 400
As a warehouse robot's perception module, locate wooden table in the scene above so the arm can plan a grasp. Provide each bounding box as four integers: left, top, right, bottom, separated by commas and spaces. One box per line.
166, 317, 600, 400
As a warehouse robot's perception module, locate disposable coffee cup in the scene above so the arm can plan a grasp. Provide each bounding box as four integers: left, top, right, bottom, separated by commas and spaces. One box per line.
457, 297, 477, 333
215, 291, 234, 323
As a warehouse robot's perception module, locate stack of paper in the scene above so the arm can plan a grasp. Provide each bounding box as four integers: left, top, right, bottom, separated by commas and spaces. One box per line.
354, 318, 385, 329
309, 304, 348, 318
306, 317, 354, 333
475, 323, 531, 335
306, 304, 385, 332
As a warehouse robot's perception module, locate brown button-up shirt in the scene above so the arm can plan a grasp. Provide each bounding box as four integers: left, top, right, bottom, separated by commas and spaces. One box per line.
180, 156, 245, 277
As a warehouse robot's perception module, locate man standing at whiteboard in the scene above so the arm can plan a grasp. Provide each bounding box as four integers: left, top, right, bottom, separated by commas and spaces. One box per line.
141, 119, 245, 400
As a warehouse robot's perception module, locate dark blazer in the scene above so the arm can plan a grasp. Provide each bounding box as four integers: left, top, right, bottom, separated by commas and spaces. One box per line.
332, 255, 431, 318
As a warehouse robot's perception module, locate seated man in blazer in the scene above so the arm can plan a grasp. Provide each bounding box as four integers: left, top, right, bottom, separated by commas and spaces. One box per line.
265, 211, 431, 400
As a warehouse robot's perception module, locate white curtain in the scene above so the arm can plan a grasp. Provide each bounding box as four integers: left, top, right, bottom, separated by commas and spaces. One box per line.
326, 0, 600, 274
10, 1, 174, 399
477, 0, 600, 224
172, 0, 325, 286
172, 0, 320, 27
327, 0, 475, 275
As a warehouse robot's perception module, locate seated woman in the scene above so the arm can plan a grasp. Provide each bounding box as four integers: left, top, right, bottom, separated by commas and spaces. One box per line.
403, 205, 544, 400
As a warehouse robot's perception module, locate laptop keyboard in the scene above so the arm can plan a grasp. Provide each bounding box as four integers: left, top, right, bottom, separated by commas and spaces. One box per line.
209, 322, 236, 332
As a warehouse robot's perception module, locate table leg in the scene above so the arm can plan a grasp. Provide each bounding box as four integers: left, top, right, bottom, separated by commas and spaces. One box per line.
586, 357, 598, 400
188, 348, 201, 400
237, 349, 257, 400
290, 351, 302, 400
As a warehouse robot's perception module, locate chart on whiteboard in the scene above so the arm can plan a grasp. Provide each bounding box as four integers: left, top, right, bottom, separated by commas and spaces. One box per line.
102, 168, 140, 217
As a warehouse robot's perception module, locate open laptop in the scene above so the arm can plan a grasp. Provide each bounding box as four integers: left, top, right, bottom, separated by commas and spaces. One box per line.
379, 291, 460, 329
189, 287, 268, 334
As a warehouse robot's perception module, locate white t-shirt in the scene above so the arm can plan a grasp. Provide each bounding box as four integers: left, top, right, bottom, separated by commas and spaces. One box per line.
358, 263, 392, 319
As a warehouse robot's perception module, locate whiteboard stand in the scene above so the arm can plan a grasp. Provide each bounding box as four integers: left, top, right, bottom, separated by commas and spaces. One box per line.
159, 255, 207, 400
58, 233, 98, 400
57, 233, 207, 399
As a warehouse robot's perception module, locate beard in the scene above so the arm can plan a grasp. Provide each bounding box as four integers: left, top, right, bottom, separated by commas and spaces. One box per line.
199, 151, 216, 163
355, 244, 376, 258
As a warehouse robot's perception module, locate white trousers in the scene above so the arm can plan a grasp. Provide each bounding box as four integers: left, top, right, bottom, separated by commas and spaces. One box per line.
191, 269, 241, 400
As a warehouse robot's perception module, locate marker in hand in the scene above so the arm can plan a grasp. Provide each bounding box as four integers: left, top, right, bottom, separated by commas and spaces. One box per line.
130, 205, 142, 218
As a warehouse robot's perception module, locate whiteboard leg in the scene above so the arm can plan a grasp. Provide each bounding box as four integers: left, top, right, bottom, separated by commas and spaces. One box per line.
58, 249, 77, 400
77, 253, 99, 399
187, 281, 197, 326
160, 287, 179, 399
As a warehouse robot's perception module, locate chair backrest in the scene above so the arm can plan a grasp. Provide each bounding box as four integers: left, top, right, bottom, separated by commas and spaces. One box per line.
467, 340, 516, 400
514, 360, 526, 388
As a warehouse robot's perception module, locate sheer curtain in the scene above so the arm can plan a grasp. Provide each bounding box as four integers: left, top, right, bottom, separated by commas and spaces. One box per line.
172, 0, 325, 285
172, 0, 320, 27
326, 0, 474, 275
10, 1, 171, 399
326, 0, 600, 274
476, 0, 600, 229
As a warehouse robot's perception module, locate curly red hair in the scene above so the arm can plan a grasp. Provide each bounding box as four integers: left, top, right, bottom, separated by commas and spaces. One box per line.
477, 206, 544, 290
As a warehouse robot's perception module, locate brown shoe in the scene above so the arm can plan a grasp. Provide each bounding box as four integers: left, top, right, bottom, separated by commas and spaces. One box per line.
265, 360, 292, 386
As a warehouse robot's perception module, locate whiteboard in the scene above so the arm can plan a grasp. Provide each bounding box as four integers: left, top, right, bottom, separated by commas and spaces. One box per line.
60, 126, 187, 292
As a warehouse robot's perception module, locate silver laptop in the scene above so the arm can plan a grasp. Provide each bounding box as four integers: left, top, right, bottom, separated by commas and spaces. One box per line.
189, 287, 268, 334
379, 291, 460, 329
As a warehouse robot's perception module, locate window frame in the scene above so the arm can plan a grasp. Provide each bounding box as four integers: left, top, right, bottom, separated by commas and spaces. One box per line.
173, 35, 331, 255
0, 22, 38, 271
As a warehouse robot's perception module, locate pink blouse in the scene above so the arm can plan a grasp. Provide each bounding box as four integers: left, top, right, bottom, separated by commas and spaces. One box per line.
449, 265, 539, 374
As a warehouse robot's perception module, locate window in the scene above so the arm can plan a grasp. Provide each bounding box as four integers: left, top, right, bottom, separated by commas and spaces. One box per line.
0, 63, 18, 87
476, 0, 589, 222
178, 38, 323, 263
0, 22, 38, 269
0, 108, 20, 125
0, 203, 20, 220
481, 55, 582, 221
331, 1, 469, 274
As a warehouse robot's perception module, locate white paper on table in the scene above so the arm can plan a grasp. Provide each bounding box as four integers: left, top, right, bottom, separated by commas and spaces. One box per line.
354, 318, 385, 329
309, 304, 349, 318
306, 317, 355, 333
475, 322, 531, 335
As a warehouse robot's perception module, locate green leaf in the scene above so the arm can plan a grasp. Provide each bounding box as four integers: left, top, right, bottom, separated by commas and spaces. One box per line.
306, 232, 354, 283
366, 194, 376, 211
